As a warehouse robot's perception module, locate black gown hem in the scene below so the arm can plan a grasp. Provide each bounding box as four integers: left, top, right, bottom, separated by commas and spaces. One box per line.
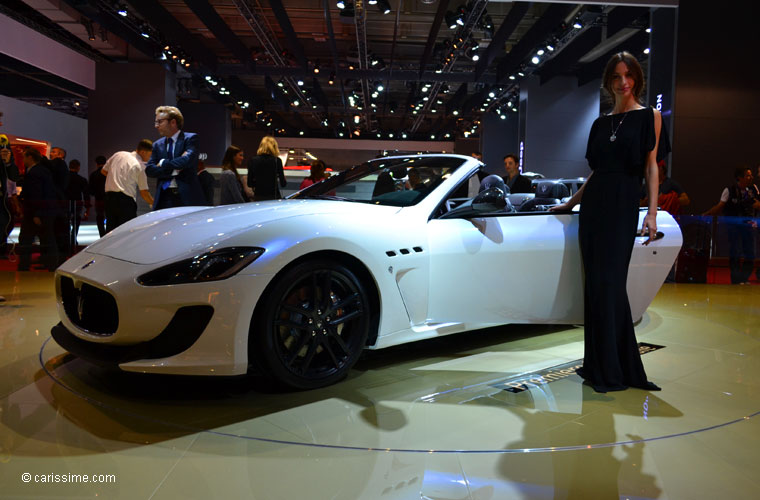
575, 367, 660, 393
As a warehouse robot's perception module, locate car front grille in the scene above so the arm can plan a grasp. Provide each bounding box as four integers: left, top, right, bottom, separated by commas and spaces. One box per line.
60, 276, 119, 336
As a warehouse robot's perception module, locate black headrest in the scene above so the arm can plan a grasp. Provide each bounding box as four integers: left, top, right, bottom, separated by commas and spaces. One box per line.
479, 174, 510, 194
534, 181, 569, 199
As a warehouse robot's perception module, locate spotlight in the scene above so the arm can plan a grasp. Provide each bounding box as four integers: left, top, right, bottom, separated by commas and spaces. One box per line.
445, 11, 458, 29
336, 0, 346, 8
164, 45, 170, 51
509, 75, 516, 80
402, 132, 407, 139
117, 4, 128, 17
328, 72, 335, 85
354, 114, 360, 124
140, 25, 150, 38
531, 56, 540, 64
82, 18, 96, 41
376, 82, 384, 92
368, 0, 377, 4
646, 28, 652, 33
292, 99, 300, 106
573, 22, 582, 29
377, 0, 391, 14
546, 45, 555, 52
482, 15, 494, 38
74, 101, 80, 106
644, 48, 650, 54
537, 49, 545, 56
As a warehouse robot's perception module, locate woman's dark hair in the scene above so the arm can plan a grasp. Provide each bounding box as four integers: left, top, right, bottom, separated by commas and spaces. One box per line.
221, 145, 246, 197
309, 159, 326, 181
602, 51, 645, 104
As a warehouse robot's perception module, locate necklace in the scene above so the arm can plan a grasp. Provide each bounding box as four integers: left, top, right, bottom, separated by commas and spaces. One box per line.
609, 111, 628, 142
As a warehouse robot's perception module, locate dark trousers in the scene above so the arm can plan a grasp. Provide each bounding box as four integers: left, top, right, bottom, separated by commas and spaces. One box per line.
105, 191, 137, 233
727, 222, 755, 284
54, 205, 69, 261
155, 187, 182, 210
93, 201, 106, 237
1, 203, 12, 255
18, 215, 58, 271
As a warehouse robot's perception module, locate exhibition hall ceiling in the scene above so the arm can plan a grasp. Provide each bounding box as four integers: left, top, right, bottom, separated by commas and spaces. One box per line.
2, 1, 654, 138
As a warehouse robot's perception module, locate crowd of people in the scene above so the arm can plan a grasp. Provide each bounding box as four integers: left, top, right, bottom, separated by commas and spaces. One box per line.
0, 106, 331, 283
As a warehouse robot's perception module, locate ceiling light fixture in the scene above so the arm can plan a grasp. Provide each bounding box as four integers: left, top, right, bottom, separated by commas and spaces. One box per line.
376, 0, 391, 14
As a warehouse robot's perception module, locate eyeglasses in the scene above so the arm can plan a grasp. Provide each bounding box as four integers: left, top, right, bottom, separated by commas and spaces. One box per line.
154, 118, 168, 125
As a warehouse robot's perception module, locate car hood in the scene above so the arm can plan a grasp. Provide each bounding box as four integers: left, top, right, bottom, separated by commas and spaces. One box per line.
84, 200, 400, 265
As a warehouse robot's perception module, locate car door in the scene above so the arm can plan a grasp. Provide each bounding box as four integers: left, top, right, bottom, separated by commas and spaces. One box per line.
426, 212, 584, 326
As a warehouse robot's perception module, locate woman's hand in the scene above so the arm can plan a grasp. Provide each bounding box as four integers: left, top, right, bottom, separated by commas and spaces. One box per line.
549, 202, 574, 212
641, 212, 657, 245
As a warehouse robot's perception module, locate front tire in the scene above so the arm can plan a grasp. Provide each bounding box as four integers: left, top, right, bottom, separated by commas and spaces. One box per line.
253, 259, 371, 389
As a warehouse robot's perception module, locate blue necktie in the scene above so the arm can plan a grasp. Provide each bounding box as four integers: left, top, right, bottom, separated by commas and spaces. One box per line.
161, 138, 174, 190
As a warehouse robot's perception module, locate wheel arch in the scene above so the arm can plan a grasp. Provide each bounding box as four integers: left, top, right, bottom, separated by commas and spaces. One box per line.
249, 249, 382, 358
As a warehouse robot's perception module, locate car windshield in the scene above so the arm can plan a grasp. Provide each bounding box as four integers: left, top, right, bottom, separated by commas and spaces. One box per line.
289, 156, 467, 207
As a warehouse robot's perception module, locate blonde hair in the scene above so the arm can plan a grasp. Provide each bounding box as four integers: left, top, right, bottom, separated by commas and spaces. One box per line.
257, 136, 280, 156
155, 105, 184, 129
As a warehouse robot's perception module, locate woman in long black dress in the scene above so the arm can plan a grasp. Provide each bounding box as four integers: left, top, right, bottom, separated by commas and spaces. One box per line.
552, 51, 669, 393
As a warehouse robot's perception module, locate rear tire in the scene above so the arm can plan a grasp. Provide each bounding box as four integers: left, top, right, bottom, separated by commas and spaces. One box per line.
253, 259, 371, 390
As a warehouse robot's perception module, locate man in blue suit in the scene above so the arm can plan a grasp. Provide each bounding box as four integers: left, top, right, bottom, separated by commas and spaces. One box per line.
145, 106, 206, 210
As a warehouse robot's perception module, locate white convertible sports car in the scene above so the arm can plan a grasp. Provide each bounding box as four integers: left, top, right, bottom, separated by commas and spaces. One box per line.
52, 154, 682, 389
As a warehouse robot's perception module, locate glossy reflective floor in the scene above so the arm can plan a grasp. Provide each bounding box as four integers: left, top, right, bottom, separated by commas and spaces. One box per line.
1, 272, 759, 499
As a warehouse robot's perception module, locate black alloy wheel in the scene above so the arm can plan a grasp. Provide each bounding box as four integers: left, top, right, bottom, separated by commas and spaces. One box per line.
254, 260, 371, 389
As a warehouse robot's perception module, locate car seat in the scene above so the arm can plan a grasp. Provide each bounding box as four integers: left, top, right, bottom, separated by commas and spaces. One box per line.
518, 181, 570, 212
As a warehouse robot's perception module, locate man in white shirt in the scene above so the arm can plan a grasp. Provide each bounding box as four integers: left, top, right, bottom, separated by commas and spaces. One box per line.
102, 139, 154, 233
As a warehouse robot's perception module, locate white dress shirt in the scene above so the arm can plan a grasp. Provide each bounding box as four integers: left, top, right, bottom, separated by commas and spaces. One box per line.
103, 151, 149, 201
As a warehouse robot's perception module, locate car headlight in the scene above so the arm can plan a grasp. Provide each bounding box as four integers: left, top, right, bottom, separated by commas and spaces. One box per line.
137, 247, 265, 286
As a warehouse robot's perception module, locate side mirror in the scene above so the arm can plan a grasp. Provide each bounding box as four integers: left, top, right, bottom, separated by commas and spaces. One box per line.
472, 187, 507, 212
